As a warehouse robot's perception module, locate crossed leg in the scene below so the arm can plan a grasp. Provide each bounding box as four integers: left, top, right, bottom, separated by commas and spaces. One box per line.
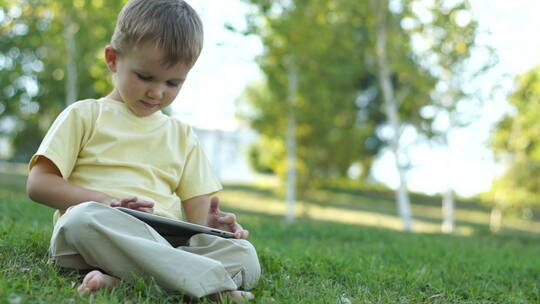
77, 270, 254, 302
52, 203, 260, 301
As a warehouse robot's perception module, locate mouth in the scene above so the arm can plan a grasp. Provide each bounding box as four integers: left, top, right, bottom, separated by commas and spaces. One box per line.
140, 100, 159, 109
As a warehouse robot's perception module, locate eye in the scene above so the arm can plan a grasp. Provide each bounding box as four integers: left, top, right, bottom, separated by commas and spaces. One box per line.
166, 81, 180, 88
135, 72, 152, 81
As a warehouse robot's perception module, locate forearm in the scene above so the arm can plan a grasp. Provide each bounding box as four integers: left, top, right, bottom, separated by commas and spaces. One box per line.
182, 195, 211, 226
27, 172, 116, 211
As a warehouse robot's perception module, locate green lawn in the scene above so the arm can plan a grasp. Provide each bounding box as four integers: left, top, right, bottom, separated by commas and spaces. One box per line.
1, 173, 539, 303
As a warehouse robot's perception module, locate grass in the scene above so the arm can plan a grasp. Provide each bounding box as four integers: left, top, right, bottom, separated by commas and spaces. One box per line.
1, 172, 539, 303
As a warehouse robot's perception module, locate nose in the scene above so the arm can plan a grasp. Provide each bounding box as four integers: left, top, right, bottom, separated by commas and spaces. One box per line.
146, 85, 164, 100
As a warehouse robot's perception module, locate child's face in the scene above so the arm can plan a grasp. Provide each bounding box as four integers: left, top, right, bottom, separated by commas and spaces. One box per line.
105, 43, 191, 117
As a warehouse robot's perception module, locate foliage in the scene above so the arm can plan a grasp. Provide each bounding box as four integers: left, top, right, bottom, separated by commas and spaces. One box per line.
238, 0, 487, 194
489, 66, 540, 209
408, 0, 495, 139
239, 0, 385, 188
0, 0, 126, 161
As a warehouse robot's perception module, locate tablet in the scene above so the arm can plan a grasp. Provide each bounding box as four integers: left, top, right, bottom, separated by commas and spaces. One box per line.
115, 207, 235, 240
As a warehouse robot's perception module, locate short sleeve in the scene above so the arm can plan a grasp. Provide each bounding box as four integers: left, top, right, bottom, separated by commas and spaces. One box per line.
176, 128, 222, 200
28, 102, 93, 179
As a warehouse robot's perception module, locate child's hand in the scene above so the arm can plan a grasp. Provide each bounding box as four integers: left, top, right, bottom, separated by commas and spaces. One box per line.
110, 196, 154, 214
207, 196, 249, 239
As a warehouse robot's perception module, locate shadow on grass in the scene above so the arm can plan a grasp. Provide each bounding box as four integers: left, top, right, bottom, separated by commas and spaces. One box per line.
225, 184, 497, 235
318, 184, 490, 211
223, 197, 540, 243
226, 183, 490, 216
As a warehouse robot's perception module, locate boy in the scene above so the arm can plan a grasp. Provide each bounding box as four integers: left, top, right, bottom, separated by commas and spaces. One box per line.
25, 0, 260, 302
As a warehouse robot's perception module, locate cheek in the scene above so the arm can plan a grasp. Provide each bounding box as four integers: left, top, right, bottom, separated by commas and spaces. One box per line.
166, 88, 181, 101
122, 75, 144, 92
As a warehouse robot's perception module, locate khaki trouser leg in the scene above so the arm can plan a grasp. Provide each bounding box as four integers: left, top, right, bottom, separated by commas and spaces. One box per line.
181, 234, 261, 290
50, 202, 243, 298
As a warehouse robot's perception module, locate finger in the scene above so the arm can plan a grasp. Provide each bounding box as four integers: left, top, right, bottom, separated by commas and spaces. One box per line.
127, 201, 154, 210
234, 229, 249, 239
235, 230, 243, 239
234, 226, 244, 239
232, 222, 245, 239
209, 196, 220, 214
110, 201, 120, 207
121, 196, 137, 202
120, 196, 138, 205
130, 202, 154, 209
139, 201, 155, 208
217, 214, 236, 225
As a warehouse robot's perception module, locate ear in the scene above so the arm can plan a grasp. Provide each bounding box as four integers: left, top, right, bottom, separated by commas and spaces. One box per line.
104, 46, 118, 72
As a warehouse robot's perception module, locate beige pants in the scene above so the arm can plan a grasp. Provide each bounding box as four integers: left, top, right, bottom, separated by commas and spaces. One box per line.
49, 202, 261, 298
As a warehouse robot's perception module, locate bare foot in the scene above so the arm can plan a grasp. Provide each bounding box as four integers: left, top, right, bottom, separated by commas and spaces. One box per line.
77, 270, 120, 295
206, 290, 255, 303
227, 291, 255, 303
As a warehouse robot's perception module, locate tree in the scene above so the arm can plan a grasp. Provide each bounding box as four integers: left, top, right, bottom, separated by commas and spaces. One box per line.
489, 66, 540, 232
241, 0, 489, 230
400, 0, 495, 233
239, 0, 383, 192
371, 0, 413, 231
240, 0, 436, 180
0, 0, 126, 161
285, 56, 298, 222
240, 0, 443, 227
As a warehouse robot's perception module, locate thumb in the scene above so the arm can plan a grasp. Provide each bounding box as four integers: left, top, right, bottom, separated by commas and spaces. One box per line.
209, 196, 220, 214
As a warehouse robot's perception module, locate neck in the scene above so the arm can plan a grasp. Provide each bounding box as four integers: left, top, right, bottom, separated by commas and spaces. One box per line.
106, 90, 123, 102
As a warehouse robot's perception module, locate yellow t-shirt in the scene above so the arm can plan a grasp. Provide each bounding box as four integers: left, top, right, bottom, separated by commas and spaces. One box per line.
29, 97, 222, 222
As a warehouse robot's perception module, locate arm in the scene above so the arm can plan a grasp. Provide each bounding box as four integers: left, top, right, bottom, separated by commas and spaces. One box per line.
26, 156, 116, 211
26, 156, 154, 213
182, 194, 211, 226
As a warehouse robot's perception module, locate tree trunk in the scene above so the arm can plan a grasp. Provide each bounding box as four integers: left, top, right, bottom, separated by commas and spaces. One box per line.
373, 0, 413, 231
64, 15, 78, 106
441, 132, 455, 233
441, 189, 455, 233
285, 57, 298, 223
489, 203, 502, 233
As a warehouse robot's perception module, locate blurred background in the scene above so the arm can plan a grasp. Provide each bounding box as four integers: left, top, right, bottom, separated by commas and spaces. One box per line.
1, 0, 540, 235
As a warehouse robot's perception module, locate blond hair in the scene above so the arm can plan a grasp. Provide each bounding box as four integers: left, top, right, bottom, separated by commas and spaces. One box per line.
111, 0, 203, 67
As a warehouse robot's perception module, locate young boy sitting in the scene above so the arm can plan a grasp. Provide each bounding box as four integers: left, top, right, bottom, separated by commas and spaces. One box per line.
26, 0, 260, 301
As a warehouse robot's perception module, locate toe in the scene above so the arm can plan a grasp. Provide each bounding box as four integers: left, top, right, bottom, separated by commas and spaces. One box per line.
77, 284, 91, 296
